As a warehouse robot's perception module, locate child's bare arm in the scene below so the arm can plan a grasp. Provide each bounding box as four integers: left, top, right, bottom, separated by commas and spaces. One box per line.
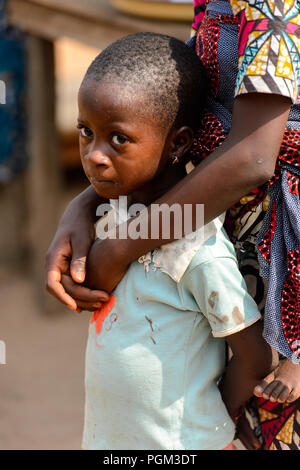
219, 320, 278, 422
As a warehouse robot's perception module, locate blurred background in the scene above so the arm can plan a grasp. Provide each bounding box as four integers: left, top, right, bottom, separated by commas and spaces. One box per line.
0, 0, 192, 450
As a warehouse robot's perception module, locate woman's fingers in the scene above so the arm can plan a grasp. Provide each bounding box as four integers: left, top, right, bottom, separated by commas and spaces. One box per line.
276, 385, 292, 403
75, 300, 102, 312
70, 256, 87, 284
253, 371, 275, 397
45, 186, 99, 306
70, 230, 95, 283
254, 361, 300, 403
45, 240, 79, 310
61, 274, 109, 304
45, 235, 78, 309
287, 390, 298, 402
46, 268, 78, 310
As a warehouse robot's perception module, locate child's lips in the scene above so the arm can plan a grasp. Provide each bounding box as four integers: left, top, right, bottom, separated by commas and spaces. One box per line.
90, 176, 114, 185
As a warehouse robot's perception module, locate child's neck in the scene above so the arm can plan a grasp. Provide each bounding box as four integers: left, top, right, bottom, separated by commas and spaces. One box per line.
130, 160, 187, 206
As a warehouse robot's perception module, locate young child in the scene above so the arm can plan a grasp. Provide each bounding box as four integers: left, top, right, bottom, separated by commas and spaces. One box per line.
46, 0, 300, 451
68, 32, 276, 450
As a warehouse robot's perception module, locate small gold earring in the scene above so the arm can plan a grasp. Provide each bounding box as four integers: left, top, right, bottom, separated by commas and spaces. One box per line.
172, 156, 179, 165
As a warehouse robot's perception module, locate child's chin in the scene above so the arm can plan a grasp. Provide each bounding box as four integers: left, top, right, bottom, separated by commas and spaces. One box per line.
92, 183, 123, 200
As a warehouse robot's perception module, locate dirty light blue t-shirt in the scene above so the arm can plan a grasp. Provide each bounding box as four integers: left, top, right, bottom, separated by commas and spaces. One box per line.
82, 228, 261, 450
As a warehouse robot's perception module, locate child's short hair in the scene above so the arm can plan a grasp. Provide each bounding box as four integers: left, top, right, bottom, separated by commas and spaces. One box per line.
81, 32, 206, 133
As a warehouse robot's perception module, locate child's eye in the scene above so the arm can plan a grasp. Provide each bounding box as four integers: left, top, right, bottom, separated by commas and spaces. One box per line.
111, 134, 129, 146
77, 125, 93, 139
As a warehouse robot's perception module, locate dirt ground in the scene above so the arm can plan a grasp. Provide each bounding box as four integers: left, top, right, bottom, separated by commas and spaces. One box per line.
0, 266, 90, 450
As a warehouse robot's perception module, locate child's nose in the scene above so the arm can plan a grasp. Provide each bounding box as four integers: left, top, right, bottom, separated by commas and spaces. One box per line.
87, 150, 111, 166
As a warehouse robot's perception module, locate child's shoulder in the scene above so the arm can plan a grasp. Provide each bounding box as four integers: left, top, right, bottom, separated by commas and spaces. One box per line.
187, 227, 237, 273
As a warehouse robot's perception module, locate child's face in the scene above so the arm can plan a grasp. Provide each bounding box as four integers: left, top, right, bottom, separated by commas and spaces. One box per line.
77, 79, 171, 199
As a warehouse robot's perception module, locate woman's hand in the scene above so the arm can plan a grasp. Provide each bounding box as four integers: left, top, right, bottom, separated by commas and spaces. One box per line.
45, 217, 101, 311
85, 237, 130, 293
58, 237, 129, 312
45, 186, 108, 310
60, 273, 109, 312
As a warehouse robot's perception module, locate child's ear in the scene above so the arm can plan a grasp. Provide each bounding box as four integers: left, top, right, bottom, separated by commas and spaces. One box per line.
168, 126, 194, 164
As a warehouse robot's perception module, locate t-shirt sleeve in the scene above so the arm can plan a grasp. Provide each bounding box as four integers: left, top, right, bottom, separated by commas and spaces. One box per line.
231, 0, 300, 103
182, 256, 261, 337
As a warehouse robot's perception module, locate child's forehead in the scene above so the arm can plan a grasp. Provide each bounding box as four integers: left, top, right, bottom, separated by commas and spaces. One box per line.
78, 78, 164, 128
80, 78, 147, 109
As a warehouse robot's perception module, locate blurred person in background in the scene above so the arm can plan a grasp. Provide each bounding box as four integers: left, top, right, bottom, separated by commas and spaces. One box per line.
0, 0, 27, 186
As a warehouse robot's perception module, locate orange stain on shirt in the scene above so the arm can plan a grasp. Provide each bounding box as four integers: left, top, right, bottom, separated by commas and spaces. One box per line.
90, 295, 116, 335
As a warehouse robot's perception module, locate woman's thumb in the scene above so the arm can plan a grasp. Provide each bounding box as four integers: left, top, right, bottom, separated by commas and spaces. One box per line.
70, 255, 87, 283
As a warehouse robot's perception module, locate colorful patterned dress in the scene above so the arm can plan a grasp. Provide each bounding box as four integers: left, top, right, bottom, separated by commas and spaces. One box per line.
188, 0, 300, 450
